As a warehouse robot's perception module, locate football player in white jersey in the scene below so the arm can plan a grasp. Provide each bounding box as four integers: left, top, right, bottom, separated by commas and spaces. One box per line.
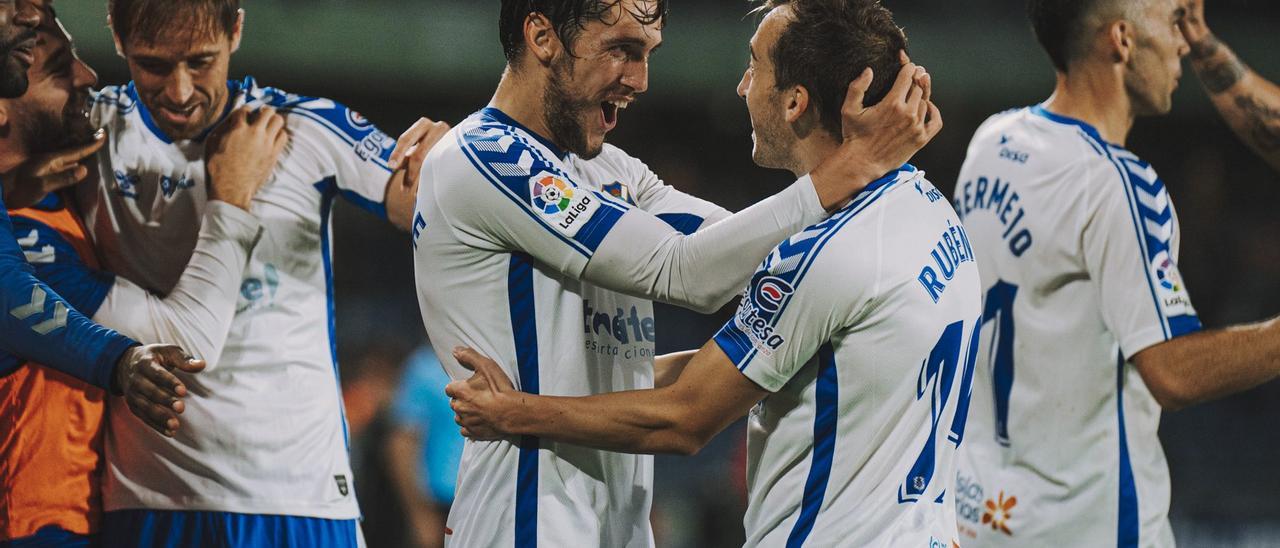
442, 2, 972, 546
43, 0, 440, 546
951, 0, 1280, 546
414, 0, 944, 546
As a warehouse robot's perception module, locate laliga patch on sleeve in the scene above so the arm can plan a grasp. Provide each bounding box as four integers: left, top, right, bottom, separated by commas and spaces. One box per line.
1149, 251, 1195, 317
529, 170, 600, 238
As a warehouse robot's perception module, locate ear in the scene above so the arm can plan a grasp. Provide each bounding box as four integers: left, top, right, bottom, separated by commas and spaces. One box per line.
783, 85, 810, 125
107, 14, 125, 58
0, 103, 10, 129
229, 9, 245, 54
1107, 19, 1135, 64
524, 12, 561, 66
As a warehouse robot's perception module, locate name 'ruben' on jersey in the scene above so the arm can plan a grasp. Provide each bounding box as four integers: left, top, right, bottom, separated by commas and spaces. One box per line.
77, 77, 397, 519
951, 106, 1202, 547
714, 166, 980, 548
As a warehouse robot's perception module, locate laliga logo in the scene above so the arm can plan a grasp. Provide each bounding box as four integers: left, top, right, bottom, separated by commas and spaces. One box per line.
1151, 253, 1182, 292
532, 175, 576, 214
752, 276, 795, 313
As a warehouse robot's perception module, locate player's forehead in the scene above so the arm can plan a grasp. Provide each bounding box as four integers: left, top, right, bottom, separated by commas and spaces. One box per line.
749, 5, 792, 64
123, 30, 226, 61
34, 19, 74, 74
577, 0, 663, 50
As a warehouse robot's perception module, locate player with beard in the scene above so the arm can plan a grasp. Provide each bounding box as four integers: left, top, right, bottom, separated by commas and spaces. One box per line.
47, 0, 448, 545
0, 0, 207, 456
411, 1, 940, 545
0, 8, 288, 547
444, 1, 975, 546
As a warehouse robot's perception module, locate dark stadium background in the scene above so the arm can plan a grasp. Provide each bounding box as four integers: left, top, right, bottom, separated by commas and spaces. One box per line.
56, 1, 1280, 546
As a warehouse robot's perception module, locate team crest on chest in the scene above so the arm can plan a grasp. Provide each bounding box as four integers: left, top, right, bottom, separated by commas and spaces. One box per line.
601, 181, 635, 205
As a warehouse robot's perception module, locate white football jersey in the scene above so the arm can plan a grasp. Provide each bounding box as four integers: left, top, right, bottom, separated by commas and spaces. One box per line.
413, 107, 828, 547
715, 167, 979, 548
951, 106, 1201, 547
79, 77, 397, 519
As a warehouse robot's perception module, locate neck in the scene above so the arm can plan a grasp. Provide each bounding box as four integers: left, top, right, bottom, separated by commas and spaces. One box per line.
790, 132, 841, 179
1042, 64, 1134, 146
491, 66, 558, 147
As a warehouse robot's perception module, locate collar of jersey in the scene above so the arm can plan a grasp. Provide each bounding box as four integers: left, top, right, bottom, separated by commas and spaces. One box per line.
127, 79, 245, 145
478, 106, 570, 161
834, 163, 915, 215
1029, 104, 1122, 149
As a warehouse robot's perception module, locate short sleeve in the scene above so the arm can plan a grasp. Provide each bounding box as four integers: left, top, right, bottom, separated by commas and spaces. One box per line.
283, 98, 396, 218
713, 227, 870, 392
430, 125, 628, 278
1082, 156, 1201, 359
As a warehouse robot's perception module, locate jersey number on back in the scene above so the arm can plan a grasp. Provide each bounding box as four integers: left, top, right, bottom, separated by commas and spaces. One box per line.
899, 317, 982, 503
982, 280, 1018, 447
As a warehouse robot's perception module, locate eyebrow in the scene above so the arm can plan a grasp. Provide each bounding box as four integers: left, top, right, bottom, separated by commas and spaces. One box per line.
603, 37, 661, 52
749, 43, 757, 62
41, 43, 72, 73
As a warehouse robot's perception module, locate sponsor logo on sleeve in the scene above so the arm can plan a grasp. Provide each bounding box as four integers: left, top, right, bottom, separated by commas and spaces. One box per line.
1150, 251, 1193, 317
752, 277, 794, 313
530, 171, 599, 238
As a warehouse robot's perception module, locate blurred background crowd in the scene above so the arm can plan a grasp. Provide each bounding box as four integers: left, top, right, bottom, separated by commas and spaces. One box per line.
51, 1, 1280, 546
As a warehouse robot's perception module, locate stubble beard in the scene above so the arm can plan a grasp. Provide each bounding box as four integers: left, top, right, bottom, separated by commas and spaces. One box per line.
543, 56, 603, 159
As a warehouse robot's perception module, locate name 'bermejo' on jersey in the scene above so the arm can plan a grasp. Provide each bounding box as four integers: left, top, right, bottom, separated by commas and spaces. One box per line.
714, 166, 981, 547
952, 106, 1201, 547
77, 77, 397, 520
412, 106, 832, 547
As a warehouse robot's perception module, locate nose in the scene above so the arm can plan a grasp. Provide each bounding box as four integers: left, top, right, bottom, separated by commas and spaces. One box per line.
1175, 28, 1190, 59
163, 68, 195, 106
14, 0, 39, 30
72, 57, 98, 89
737, 69, 750, 99
620, 58, 648, 95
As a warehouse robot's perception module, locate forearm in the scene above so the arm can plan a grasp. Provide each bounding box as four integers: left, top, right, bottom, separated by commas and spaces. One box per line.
1187, 33, 1280, 171
584, 176, 825, 313
499, 387, 710, 455
384, 170, 416, 232
92, 201, 261, 368
1136, 317, 1280, 409
654, 350, 697, 388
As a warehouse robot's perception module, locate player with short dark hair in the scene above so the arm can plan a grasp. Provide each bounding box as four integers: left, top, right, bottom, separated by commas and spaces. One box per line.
21, 1, 446, 546
951, 0, 1280, 545
448, 1, 968, 545
0, 6, 289, 545
0, 0, 203, 453
423, 0, 948, 546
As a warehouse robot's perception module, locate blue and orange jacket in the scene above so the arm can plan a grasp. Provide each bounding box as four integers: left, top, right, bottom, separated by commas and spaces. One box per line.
0, 193, 116, 540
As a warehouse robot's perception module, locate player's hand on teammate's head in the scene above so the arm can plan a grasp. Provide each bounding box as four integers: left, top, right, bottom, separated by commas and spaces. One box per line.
112, 344, 207, 438
810, 52, 941, 210
204, 105, 289, 211
2, 128, 107, 208
446, 346, 516, 441
388, 116, 452, 188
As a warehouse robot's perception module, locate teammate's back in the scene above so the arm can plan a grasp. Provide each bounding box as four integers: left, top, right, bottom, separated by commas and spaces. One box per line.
952, 106, 1198, 545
